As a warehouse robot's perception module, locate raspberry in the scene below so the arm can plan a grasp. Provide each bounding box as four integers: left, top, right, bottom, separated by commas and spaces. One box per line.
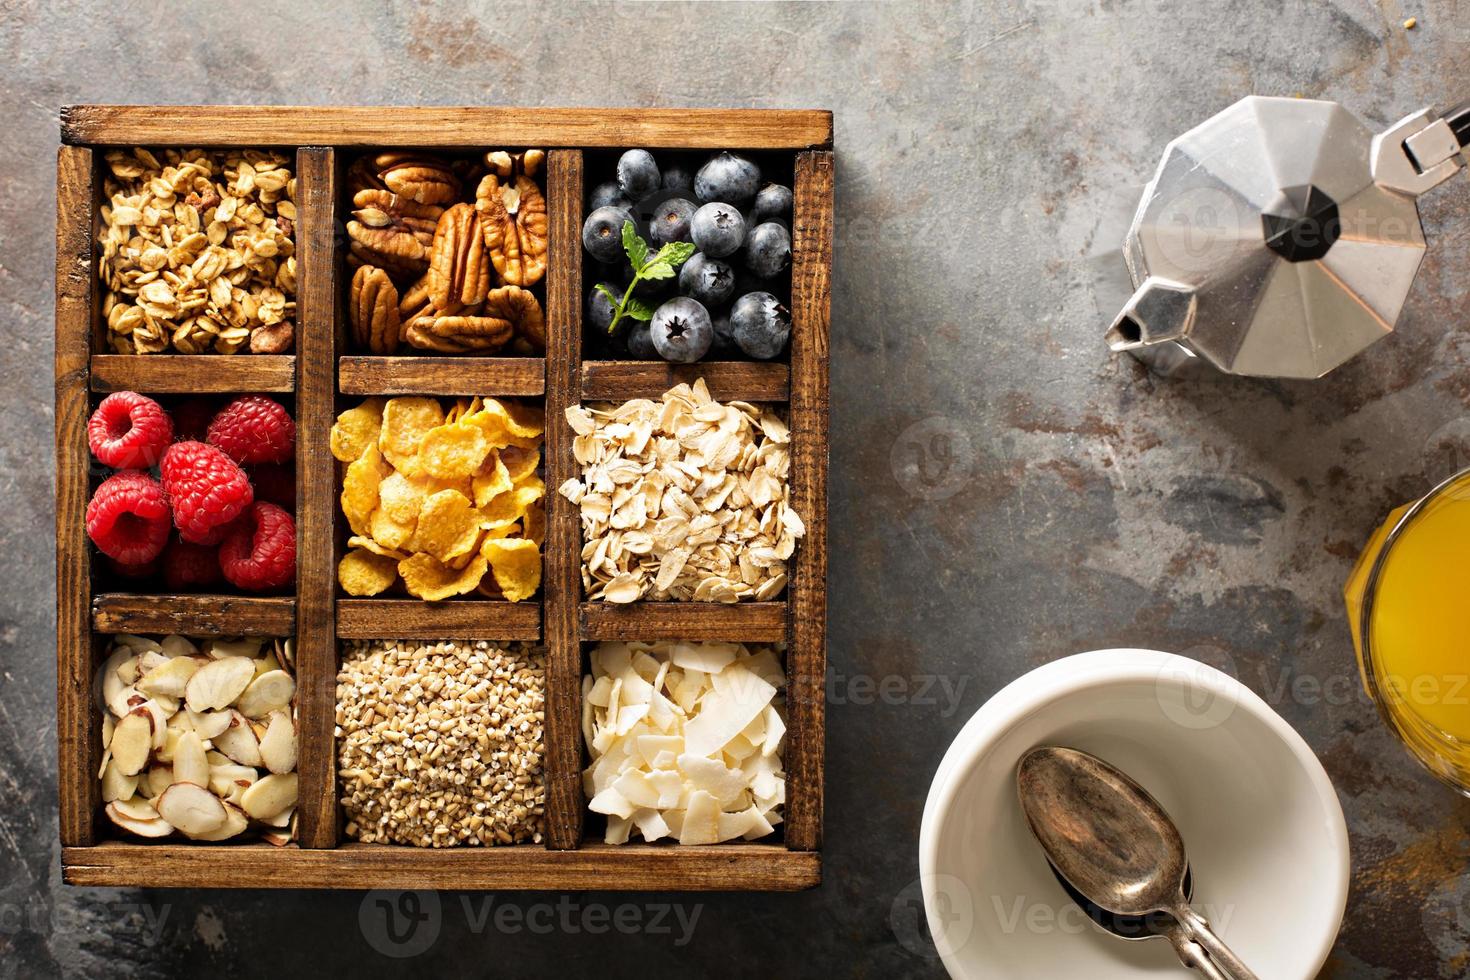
85, 471, 171, 565
171, 397, 219, 443
160, 441, 254, 544
218, 502, 296, 592
207, 396, 295, 465
106, 555, 160, 581
87, 392, 174, 469
161, 538, 223, 591
247, 462, 296, 509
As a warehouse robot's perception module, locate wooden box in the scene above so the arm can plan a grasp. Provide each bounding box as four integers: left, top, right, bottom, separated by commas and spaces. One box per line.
55, 106, 831, 890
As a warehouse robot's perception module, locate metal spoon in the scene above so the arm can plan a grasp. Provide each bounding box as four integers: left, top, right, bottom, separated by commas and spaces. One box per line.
1015, 746, 1259, 980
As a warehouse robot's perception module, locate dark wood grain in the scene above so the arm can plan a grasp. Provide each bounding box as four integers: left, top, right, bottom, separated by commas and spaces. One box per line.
62, 106, 834, 151
336, 600, 541, 640
89, 354, 296, 393
61, 842, 820, 890
293, 147, 338, 850
581, 602, 789, 642
783, 151, 832, 853
581, 361, 790, 402
339, 356, 545, 396
92, 595, 296, 636
56, 145, 97, 847
543, 149, 586, 851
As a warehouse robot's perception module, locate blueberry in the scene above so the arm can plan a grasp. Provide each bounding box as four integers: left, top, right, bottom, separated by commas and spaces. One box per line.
623, 261, 677, 299
589, 181, 632, 212
752, 183, 793, 223
648, 198, 696, 246
731, 291, 791, 359
690, 203, 746, 258
661, 164, 694, 193
694, 151, 761, 206
616, 149, 660, 200
744, 221, 792, 278
583, 206, 634, 263
679, 252, 736, 307
651, 297, 713, 363
588, 282, 619, 334
626, 321, 658, 360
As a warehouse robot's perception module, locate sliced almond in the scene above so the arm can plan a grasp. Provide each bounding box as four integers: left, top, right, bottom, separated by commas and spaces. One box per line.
109, 709, 154, 776
184, 802, 248, 841
208, 763, 259, 803
144, 765, 174, 798
106, 801, 173, 838
112, 796, 161, 821
172, 731, 210, 787
185, 656, 256, 712
261, 829, 291, 847
207, 637, 264, 659
115, 654, 142, 686
160, 635, 199, 658
137, 700, 170, 750
101, 757, 140, 802
137, 655, 203, 698
236, 670, 295, 719
101, 713, 114, 749
157, 727, 182, 763
156, 781, 228, 835
240, 772, 297, 820
258, 711, 298, 774
113, 633, 161, 656
259, 805, 294, 829
213, 711, 262, 766
252, 649, 282, 680
188, 708, 233, 740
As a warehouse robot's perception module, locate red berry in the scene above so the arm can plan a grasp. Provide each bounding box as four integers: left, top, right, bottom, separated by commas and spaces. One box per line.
218, 502, 296, 592
161, 538, 223, 591
160, 441, 254, 544
247, 462, 296, 509
85, 471, 171, 565
106, 555, 160, 581
87, 392, 174, 469
207, 396, 295, 465
172, 397, 219, 442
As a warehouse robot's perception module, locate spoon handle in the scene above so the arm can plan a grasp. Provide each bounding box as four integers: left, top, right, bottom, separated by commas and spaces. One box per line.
1163, 926, 1231, 980
1172, 904, 1260, 980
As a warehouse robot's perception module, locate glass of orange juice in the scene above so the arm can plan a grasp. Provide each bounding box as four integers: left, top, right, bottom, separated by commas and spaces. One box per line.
1345, 469, 1470, 793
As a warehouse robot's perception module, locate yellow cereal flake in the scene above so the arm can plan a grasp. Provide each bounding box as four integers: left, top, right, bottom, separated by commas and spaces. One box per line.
330, 398, 385, 462
482, 537, 541, 603
370, 507, 416, 551
377, 472, 426, 526
338, 547, 399, 596
498, 444, 540, 484
522, 500, 545, 546
380, 397, 444, 472
399, 553, 488, 601
341, 444, 390, 538
472, 452, 514, 507
347, 534, 409, 560
417, 421, 492, 481
481, 485, 544, 526
413, 490, 482, 562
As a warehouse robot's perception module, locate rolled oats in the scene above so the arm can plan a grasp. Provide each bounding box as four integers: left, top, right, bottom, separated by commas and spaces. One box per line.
558, 380, 803, 603
97, 148, 296, 354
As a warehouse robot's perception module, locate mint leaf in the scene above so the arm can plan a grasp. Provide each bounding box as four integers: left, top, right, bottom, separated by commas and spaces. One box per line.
640, 261, 676, 282
624, 298, 656, 322
654, 241, 697, 267
594, 283, 620, 306
622, 221, 649, 270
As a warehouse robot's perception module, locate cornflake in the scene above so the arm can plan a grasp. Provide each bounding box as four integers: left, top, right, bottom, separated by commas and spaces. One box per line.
558, 380, 802, 603
583, 640, 786, 845
98, 147, 297, 354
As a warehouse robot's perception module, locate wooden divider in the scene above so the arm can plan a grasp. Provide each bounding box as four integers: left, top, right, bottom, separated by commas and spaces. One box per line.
543, 149, 586, 850
293, 146, 339, 849
55, 144, 97, 847
783, 150, 833, 852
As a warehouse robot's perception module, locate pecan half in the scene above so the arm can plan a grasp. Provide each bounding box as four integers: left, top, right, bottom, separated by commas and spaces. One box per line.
404, 313, 513, 354
475, 174, 548, 288
350, 265, 402, 354
428, 203, 490, 314
250, 320, 295, 354
484, 149, 545, 180
484, 284, 545, 352
347, 189, 442, 278
373, 152, 460, 206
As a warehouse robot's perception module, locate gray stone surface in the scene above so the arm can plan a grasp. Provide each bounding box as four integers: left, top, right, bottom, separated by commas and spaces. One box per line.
2, 0, 1469, 975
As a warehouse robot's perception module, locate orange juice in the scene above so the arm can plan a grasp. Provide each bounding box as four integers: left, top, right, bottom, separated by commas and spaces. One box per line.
1345, 471, 1470, 790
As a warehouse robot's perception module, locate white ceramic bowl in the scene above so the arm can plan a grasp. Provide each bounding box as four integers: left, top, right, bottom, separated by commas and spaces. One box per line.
919, 649, 1349, 979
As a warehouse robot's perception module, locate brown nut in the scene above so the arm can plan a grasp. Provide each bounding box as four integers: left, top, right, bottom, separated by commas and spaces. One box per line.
249, 320, 295, 354
373, 152, 461, 205
404, 313, 513, 354
347, 189, 443, 279
428, 204, 490, 314
484, 149, 545, 180
346, 155, 388, 196
350, 265, 402, 354
483, 284, 545, 352
475, 174, 548, 288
